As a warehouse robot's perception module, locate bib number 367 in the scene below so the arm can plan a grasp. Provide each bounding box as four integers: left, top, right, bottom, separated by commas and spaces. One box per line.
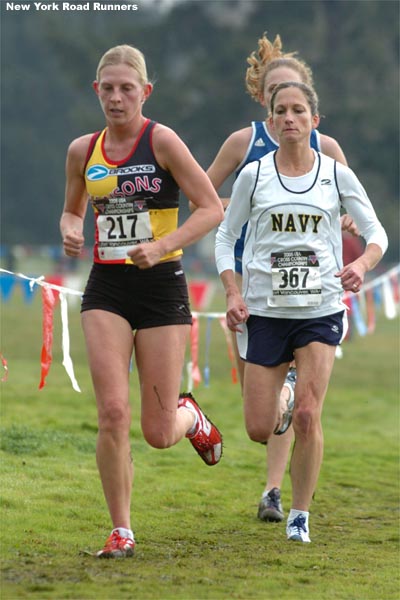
270, 250, 321, 307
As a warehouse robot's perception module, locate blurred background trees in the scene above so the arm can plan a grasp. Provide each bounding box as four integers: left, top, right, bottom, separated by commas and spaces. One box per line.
1, 0, 399, 263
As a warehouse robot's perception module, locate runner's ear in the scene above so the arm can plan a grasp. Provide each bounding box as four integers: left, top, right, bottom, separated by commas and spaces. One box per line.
312, 114, 320, 130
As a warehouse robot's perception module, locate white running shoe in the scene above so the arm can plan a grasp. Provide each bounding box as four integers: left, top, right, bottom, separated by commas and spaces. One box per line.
286, 514, 311, 543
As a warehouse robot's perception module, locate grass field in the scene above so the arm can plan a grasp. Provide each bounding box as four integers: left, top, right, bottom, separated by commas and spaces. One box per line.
0, 282, 399, 600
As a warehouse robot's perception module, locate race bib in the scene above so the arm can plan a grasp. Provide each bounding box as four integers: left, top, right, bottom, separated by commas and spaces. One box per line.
94, 198, 153, 261
269, 250, 321, 307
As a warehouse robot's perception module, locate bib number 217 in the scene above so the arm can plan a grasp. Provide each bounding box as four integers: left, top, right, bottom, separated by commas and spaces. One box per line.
106, 215, 138, 240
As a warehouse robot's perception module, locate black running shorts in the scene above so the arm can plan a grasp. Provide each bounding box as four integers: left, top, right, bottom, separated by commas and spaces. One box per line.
81, 261, 192, 330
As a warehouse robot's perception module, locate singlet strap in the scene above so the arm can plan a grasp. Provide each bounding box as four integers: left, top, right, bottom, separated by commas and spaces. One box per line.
250, 160, 261, 207
333, 160, 343, 207
84, 131, 102, 168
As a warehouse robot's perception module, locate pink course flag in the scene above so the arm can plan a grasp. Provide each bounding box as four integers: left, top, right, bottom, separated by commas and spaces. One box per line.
190, 315, 202, 387
38, 286, 57, 389
0, 353, 8, 382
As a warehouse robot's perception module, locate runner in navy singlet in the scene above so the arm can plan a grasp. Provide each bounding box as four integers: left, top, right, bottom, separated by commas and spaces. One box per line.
215, 81, 387, 542
206, 33, 359, 525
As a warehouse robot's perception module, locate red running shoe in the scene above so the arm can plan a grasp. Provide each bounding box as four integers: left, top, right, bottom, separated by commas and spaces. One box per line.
178, 393, 223, 466
96, 529, 135, 558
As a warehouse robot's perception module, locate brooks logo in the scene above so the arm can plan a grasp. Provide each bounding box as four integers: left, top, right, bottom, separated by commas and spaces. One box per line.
87, 164, 156, 181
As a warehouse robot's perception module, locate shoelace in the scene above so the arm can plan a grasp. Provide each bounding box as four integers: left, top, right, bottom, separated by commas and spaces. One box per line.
289, 514, 307, 534
105, 532, 133, 551
266, 491, 280, 511
286, 368, 297, 386
106, 533, 123, 550
191, 429, 216, 449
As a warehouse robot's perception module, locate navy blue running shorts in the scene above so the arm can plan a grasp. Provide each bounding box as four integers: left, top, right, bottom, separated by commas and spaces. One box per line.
81, 261, 192, 330
237, 311, 347, 367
